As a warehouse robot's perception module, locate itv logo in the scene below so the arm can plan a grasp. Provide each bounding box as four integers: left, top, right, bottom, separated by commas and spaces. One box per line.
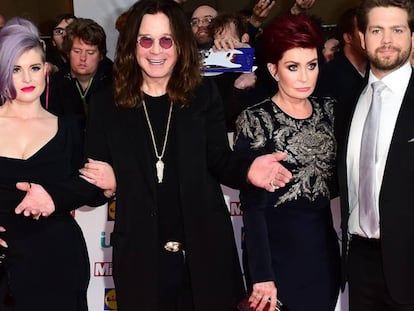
100, 231, 112, 249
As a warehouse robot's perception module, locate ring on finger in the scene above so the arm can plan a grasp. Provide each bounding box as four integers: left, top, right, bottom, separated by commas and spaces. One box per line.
270, 180, 280, 190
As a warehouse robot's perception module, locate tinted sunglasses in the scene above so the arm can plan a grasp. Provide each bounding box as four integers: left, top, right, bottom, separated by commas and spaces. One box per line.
137, 36, 174, 49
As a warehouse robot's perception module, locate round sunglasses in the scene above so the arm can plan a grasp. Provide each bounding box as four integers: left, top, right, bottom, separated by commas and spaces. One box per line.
137, 36, 174, 49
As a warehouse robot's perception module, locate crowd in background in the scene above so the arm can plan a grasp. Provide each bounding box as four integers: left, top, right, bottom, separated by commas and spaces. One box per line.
1, 0, 414, 310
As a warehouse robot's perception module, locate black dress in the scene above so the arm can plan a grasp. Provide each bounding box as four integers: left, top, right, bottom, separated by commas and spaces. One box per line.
0, 117, 89, 311
234, 97, 340, 311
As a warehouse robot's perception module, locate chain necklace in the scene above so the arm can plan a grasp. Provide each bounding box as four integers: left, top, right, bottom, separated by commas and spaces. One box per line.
142, 100, 173, 183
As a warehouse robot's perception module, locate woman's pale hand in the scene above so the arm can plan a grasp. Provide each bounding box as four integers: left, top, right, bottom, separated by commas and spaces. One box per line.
15, 182, 55, 218
79, 159, 116, 197
247, 153, 292, 192
249, 281, 278, 311
0, 226, 7, 248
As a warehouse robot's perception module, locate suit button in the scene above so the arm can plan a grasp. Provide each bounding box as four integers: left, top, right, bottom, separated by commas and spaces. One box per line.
150, 211, 157, 217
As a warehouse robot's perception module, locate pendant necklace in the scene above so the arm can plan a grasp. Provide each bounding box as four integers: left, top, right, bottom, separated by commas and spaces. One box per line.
142, 100, 173, 183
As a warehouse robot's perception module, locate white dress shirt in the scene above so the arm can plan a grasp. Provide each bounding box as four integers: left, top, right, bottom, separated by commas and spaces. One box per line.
347, 61, 412, 238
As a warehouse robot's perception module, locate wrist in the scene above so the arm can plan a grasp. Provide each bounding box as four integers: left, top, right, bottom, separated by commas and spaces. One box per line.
249, 16, 262, 28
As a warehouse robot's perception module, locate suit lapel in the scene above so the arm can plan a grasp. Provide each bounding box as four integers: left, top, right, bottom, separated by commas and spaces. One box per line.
381, 72, 414, 192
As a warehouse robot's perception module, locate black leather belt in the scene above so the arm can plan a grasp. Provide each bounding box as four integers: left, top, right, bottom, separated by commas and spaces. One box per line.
351, 234, 380, 247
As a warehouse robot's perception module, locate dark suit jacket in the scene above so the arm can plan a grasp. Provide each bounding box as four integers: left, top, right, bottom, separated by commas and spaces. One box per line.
315, 52, 370, 144
337, 71, 414, 304
80, 78, 247, 310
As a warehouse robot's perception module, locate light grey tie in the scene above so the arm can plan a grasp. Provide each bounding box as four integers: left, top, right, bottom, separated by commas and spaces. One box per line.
359, 80, 386, 236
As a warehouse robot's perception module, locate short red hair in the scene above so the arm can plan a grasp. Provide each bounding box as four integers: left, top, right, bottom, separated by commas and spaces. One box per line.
263, 13, 324, 64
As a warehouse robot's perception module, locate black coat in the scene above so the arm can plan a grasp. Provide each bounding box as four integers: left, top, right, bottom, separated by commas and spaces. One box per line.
44, 57, 113, 120
81, 78, 247, 310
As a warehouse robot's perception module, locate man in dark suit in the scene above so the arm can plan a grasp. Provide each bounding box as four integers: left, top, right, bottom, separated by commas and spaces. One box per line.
337, 0, 414, 310
315, 7, 368, 141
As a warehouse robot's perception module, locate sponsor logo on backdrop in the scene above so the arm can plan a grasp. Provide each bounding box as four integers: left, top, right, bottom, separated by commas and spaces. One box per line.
94, 262, 112, 277
229, 201, 242, 216
108, 199, 116, 221
100, 231, 112, 248
104, 288, 117, 310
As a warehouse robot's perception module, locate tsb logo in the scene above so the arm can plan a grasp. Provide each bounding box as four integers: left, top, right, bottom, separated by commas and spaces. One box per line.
104, 288, 117, 310
94, 262, 112, 277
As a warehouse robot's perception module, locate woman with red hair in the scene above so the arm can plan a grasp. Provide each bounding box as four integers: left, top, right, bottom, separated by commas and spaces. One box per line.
235, 13, 340, 311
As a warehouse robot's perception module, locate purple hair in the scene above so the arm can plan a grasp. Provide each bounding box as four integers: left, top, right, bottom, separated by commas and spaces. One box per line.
4, 17, 40, 36
0, 21, 45, 105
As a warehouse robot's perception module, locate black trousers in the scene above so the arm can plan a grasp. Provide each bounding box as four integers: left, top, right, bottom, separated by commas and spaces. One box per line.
348, 235, 414, 311
158, 249, 194, 311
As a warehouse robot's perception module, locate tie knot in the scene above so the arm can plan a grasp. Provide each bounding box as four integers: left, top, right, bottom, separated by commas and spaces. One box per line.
371, 80, 386, 94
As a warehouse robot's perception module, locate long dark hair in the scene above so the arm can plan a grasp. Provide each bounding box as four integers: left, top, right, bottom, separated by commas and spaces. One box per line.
113, 0, 201, 108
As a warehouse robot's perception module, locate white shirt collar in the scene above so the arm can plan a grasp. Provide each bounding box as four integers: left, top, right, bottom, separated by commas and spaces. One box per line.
367, 61, 412, 94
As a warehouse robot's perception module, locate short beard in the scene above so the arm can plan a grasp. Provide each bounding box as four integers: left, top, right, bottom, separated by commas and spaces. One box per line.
368, 45, 410, 72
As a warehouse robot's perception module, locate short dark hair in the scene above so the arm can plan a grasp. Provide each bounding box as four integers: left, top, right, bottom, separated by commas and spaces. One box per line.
208, 13, 248, 41
62, 18, 107, 57
336, 8, 358, 47
263, 13, 324, 65
113, 0, 201, 108
356, 0, 414, 33
49, 13, 76, 35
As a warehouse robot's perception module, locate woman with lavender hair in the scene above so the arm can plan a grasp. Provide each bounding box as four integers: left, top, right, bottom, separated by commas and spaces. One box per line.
0, 20, 103, 311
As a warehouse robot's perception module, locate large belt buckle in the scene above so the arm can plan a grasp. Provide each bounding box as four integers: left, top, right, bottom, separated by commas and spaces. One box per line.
164, 241, 183, 252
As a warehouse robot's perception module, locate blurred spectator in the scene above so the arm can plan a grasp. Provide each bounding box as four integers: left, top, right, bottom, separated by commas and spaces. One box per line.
45, 18, 112, 123
46, 13, 76, 73
207, 13, 259, 132
322, 37, 340, 63
315, 7, 368, 142
191, 5, 218, 49
115, 10, 129, 33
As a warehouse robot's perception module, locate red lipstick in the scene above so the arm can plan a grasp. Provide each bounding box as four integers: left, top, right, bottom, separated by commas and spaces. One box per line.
21, 86, 35, 92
